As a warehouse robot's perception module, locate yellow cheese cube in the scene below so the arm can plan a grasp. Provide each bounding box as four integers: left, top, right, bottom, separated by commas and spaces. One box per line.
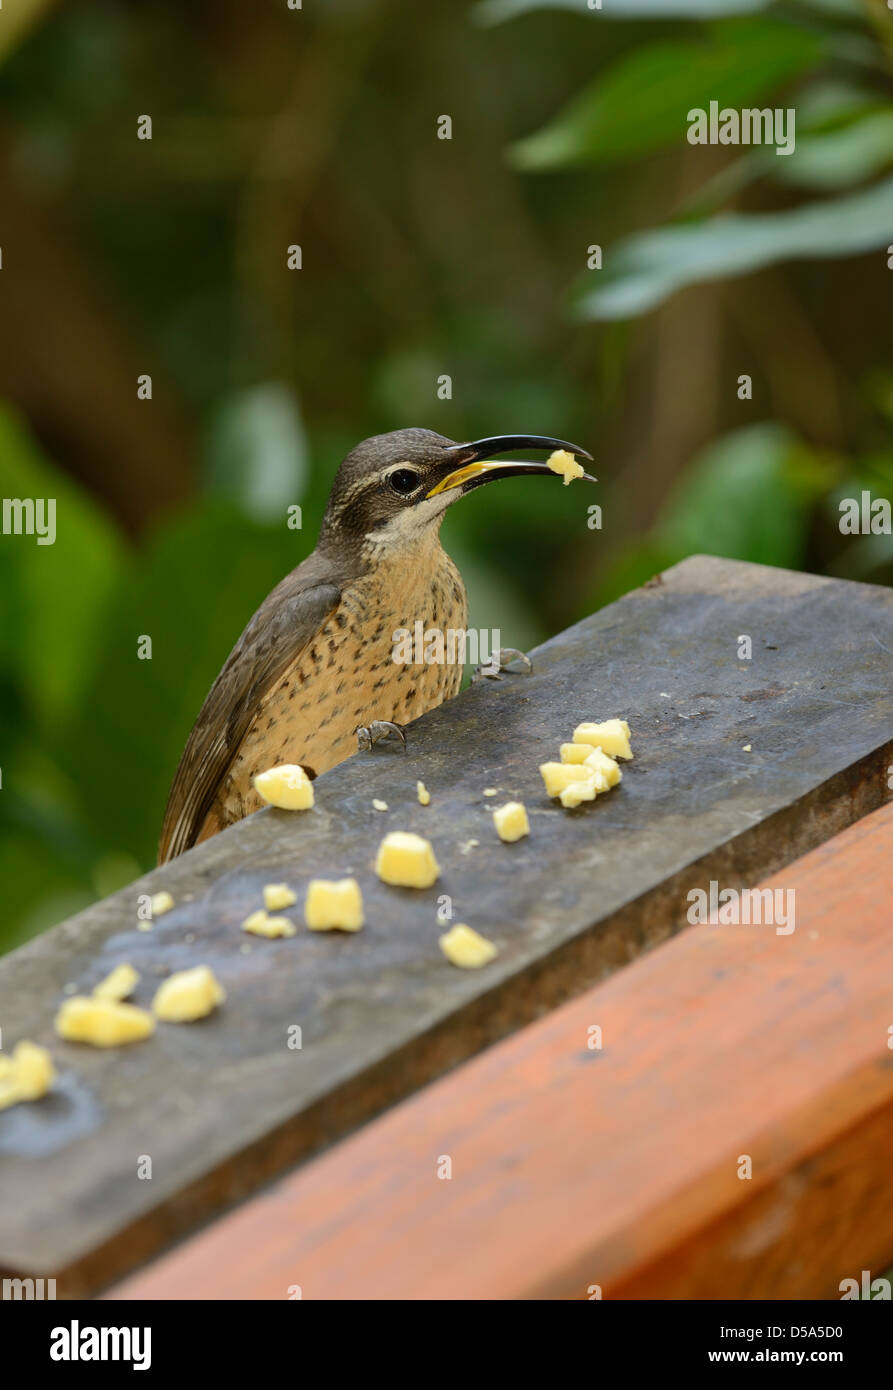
263, 883, 297, 911
583, 747, 622, 787
253, 763, 314, 810
559, 776, 607, 808
560, 742, 592, 764
439, 924, 498, 969
547, 449, 585, 486
93, 963, 139, 1002
416, 780, 431, 806
10, 1041, 55, 1101
152, 966, 225, 1022
0, 1041, 56, 1108
0, 1071, 19, 1111
304, 878, 364, 931
539, 761, 597, 798
493, 801, 529, 843
56, 996, 155, 1046
375, 831, 439, 888
573, 719, 632, 760
150, 890, 174, 917
242, 909, 296, 938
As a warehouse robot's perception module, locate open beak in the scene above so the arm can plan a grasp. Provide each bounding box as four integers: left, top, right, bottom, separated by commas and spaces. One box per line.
426, 434, 596, 498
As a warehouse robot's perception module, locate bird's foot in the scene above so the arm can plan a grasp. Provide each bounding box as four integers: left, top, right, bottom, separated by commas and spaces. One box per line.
472, 647, 533, 683
356, 719, 407, 753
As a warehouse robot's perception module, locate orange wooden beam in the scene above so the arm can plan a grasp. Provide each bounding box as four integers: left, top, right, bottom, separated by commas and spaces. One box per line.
109, 801, 893, 1300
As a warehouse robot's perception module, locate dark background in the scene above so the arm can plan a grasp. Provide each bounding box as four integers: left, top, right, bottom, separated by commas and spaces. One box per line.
1, 0, 891, 951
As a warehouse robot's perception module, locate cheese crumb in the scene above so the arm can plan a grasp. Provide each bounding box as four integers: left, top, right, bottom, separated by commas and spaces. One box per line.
742, 744, 752, 752
0, 1064, 18, 1112
560, 742, 592, 764
583, 747, 622, 788
9, 1041, 55, 1101
372, 799, 388, 811
263, 883, 297, 911
493, 801, 529, 843
573, 719, 633, 761
150, 890, 174, 917
417, 780, 431, 806
304, 878, 364, 931
439, 924, 498, 969
0, 1041, 56, 1109
483, 788, 498, 797
253, 763, 314, 811
547, 449, 585, 486
56, 996, 155, 1046
559, 776, 606, 808
152, 966, 225, 1022
375, 831, 439, 888
242, 909, 296, 938
539, 761, 598, 798
93, 963, 139, 1002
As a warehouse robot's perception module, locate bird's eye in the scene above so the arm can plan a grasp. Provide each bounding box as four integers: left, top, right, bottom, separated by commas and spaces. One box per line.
389, 467, 421, 495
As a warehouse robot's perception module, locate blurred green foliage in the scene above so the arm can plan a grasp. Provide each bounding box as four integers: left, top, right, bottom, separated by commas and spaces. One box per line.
510, 18, 824, 169
0, 0, 891, 952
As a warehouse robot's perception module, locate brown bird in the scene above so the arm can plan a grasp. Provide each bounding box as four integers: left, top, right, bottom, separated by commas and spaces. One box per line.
159, 427, 593, 862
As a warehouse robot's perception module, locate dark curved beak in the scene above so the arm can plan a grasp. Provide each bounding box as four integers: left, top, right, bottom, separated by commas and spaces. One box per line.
426, 434, 596, 498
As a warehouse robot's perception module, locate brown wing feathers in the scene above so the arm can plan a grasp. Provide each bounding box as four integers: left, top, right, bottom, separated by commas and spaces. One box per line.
158, 567, 342, 862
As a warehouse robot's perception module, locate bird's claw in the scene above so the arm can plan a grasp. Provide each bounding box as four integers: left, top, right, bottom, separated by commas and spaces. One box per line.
356, 719, 407, 753
472, 647, 533, 683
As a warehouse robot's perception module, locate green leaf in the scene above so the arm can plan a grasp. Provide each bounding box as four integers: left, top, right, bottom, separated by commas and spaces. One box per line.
57, 503, 314, 865
477, 0, 774, 24
677, 84, 889, 213
656, 423, 832, 568
0, 828, 94, 954
204, 382, 308, 525
0, 403, 126, 730
576, 172, 893, 319
510, 19, 822, 170
773, 109, 893, 190
794, 80, 881, 133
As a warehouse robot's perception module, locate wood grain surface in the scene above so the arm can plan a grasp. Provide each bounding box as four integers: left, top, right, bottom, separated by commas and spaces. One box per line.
109, 801, 893, 1300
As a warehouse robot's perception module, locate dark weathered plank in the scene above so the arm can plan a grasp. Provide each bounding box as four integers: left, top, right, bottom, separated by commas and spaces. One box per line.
107, 803, 893, 1301
0, 555, 891, 1294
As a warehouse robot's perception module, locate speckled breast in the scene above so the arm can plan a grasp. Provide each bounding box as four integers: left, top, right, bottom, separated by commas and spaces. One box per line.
203, 548, 468, 837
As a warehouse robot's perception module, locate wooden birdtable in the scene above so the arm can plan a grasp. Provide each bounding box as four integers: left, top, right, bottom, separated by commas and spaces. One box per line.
0, 555, 890, 1299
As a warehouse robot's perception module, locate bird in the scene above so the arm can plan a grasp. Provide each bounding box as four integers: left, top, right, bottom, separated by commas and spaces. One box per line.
159, 427, 593, 862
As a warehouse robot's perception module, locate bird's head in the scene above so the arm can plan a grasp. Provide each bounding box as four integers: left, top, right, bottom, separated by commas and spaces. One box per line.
319, 427, 594, 551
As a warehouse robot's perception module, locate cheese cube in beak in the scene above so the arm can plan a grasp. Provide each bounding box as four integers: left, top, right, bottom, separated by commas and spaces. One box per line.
547, 449, 585, 485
